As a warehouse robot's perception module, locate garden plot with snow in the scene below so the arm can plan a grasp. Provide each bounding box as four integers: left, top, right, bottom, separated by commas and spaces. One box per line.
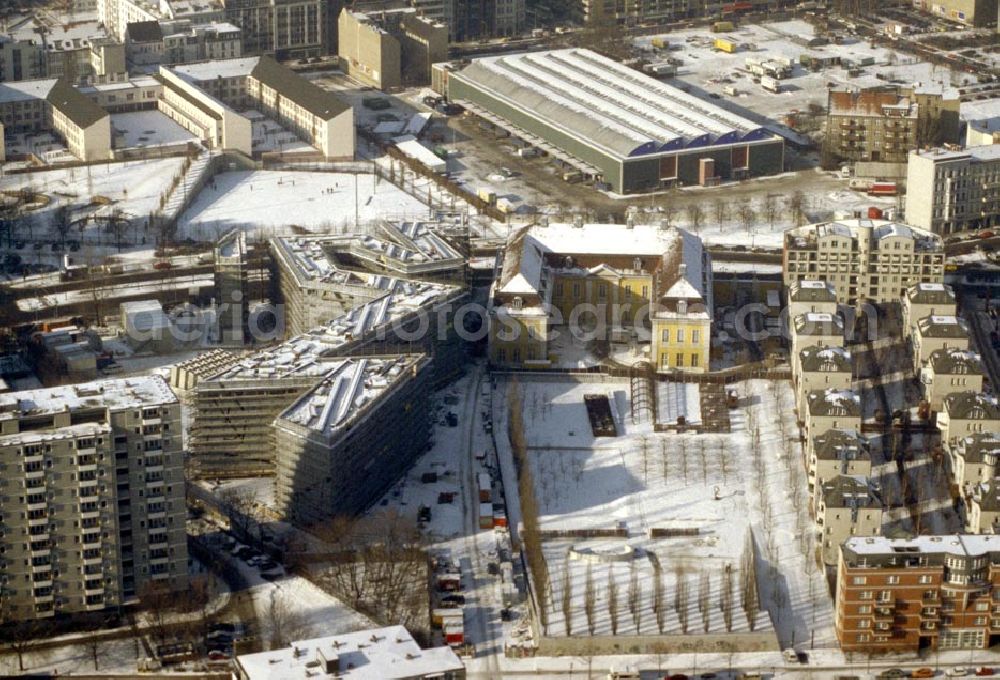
493, 377, 837, 651
176, 171, 433, 239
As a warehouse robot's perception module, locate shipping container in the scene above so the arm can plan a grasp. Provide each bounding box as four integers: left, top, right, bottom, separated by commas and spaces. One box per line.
477, 472, 492, 502
868, 181, 898, 196
477, 188, 496, 204
867, 206, 884, 220
714, 37, 738, 53
723, 85, 739, 96
651, 37, 668, 49
479, 502, 493, 529
432, 608, 464, 627
761, 76, 780, 93
493, 515, 508, 528
712, 21, 734, 32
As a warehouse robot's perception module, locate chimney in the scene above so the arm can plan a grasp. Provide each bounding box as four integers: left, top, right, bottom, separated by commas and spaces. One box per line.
573, 214, 583, 228
539, 215, 549, 228
679, 263, 687, 278
626, 214, 634, 229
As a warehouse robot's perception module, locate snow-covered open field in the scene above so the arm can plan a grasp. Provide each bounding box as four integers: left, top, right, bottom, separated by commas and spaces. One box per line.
176, 171, 433, 239
493, 376, 836, 650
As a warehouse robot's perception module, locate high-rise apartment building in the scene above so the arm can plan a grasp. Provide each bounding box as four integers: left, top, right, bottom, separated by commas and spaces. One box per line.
782, 219, 946, 306
836, 535, 1000, 652
905, 145, 1000, 236
0, 377, 187, 621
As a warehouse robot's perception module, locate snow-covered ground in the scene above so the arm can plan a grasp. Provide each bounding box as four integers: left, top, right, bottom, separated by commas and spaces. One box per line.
176, 170, 433, 239
636, 19, 971, 122
490, 376, 834, 651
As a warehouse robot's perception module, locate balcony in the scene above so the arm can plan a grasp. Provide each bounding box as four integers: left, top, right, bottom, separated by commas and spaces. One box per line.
871, 608, 894, 623
145, 464, 164, 474
27, 501, 48, 512
922, 593, 941, 605
25, 468, 45, 480
84, 586, 104, 597
24, 453, 43, 464
80, 510, 100, 520
77, 463, 98, 474
149, 556, 170, 566
147, 510, 166, 520
27, 515, 48, 527
82, 555, 103, 567
34, 593, 54, 604
919, 608, 939, 621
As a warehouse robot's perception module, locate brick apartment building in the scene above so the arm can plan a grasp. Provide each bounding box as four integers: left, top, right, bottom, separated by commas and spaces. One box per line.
836, 535, 1000, 652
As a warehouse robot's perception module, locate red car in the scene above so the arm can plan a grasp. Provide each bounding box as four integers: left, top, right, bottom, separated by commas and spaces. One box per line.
975, 670, 994, 677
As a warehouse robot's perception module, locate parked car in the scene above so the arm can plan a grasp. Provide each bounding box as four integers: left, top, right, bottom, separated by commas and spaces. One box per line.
975, 669, 995, 677
947, 670, 969, 678
878, 670, 907, 680
912, 669, 935, 678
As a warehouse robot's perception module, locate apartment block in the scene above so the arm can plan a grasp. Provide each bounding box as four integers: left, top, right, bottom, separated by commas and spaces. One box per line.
337, 8, 446, 90
156, 55, 353, 159
950, 433, 1000, 500
274, 355, 432, 525
910, 0, 999, 27
805, 388, 862, 444
189, 282, 466, 476
817, 475, 883, 566
449, 0, 525, 40
126, 19, 243, 67
271, 222, 466, 337
902, 282, 957, 336
969, 483, 1000, 535
0, 78, 112, 162
783, 219, 945, 306
796, 346, 853, 420
810, 429, 872, 493
825, 87, 919, 164
579, 0, 755, 31
938, 391, 1000, 448
912, 315, 970, 373
0, 377, 187, 622
98, 0, 225, 43
790, 312, 845, 379
836, 535, 1000, 652
921, 349, 984, 412
787, 279, 839, 320
905, 145, 1000, 236
222, 0, 326, 58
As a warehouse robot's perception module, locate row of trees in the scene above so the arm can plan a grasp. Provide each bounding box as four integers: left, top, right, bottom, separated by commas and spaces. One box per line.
508, 379, 551, 633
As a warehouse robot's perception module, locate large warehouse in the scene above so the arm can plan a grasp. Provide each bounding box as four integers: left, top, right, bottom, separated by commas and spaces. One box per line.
435, 48, 785, 193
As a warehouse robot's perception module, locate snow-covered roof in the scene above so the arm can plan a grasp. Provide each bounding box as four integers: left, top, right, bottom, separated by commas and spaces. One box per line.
170, 56, 260, 82
943, 391, 1000, 421
812, 429, 869, 462
799, 345, 852, 373
0, 78, 58, 104
906, 281, 955, 305
821, 475, 880, 509
916, 314, 968, 338
205, 283, 459, 381
0, 422, 110, 448
451, 48, 770, 161
793, 312, 844, 336
784, 218, 943, 252
0, 377, 176, 420
929, 349, 981, 375
789, 279, 837, 302
806, 388, 861, 417
276, 356, 422, 438
955, 432, 1000, 465
233, 625, 463, 680
843, 534, 1000, 559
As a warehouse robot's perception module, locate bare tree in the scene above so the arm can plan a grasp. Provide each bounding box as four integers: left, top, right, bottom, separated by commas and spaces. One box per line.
722, 565, 735, 632
762, 194, 779, 228
674, 566, 689, 634
736, 200, 755, 235
740, 533, 760, 631
584, 563, 597, 635
685, 203, 706, 232
662, 201, 678, 227
698, 571, 711, 632
219, 486, 261, 545
138, 580, 176, 644
264, 589, 307, 650
627, 562, 642, 633
607, 567, 619, 636
786, 190, 808, 226
712, 198, 729, 225
653, 566, 666, 633
561, 568, 573, 636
